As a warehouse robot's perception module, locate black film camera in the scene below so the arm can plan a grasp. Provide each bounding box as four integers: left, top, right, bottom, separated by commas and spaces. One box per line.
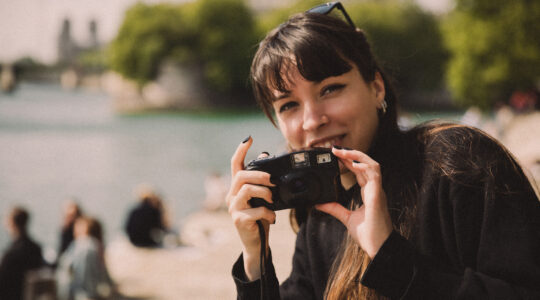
246, 148, 342, 211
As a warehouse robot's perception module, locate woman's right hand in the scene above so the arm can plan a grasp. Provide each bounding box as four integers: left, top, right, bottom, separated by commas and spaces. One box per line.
226, 136, 276, 281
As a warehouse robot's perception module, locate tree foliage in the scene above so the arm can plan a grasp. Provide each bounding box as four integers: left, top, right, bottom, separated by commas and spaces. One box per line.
347, 1, 447, 94
109, 3, 195, 86
190, 0, 257, 93
108, 0, 256, 93
258, 1, 447, 96
108, 0, 448, 104
443, 0, 540, 109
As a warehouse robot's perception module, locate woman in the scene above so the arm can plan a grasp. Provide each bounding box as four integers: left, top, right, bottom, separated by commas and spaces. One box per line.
56, 216, 114, 300
226, 2, 540, 300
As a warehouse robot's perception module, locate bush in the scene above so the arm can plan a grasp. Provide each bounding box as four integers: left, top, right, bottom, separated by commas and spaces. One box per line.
443, 0, 540, 109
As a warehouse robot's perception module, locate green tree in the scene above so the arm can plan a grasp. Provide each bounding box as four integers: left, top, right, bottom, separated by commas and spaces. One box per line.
108, 3, 196, 86
108, 0, 257, 97
443, 0, 540, 109
347, 1, 447, 94
190, 0, 257, 93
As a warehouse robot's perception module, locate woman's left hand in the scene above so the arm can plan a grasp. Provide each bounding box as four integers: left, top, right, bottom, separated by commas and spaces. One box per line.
316, 147, 393, 259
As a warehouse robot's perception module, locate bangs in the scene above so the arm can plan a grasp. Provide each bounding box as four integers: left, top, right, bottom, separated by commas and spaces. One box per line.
253, 31, 353, 103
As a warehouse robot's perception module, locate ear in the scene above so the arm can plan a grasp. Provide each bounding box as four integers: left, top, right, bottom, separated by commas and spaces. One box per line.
371, 72, 386, 104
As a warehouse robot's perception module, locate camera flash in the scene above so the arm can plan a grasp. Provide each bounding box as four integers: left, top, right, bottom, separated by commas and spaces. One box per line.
317, 153, 331, 164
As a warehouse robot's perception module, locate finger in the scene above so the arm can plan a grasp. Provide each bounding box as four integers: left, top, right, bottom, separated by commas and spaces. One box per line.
315, 202, 351, 225
229, 184, 273, 212
332, 147, 377, 165
231, 136, 252, 177
330, 150, 370, 186
352, 161, 382, 185
350, 162, 369, 186
332, 147, 381, 184
228, 170, 274, 198
231, 207, 277, 228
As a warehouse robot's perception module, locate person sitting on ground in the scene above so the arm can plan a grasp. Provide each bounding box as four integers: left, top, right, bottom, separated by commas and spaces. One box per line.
0, 206, 44, 300
56, 216, 114, 300
203, 171, 230, 211
125, 186, 168, 247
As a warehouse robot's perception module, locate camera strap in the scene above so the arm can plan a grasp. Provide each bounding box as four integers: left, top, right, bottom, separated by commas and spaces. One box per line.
256, 220, 268, 300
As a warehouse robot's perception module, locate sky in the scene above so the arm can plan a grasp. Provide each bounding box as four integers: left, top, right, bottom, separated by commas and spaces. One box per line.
0, 0, 452, 64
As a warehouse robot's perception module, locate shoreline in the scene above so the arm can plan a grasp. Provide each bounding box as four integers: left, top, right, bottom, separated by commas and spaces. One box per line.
107, 210, 296, 300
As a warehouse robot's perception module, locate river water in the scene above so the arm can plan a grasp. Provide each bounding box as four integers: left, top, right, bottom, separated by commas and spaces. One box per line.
0, 83, 285, 260
0, 83, 465, 262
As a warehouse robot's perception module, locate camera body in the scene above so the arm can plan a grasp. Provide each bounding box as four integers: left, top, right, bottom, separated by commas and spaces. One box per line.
246, 148, 341, 211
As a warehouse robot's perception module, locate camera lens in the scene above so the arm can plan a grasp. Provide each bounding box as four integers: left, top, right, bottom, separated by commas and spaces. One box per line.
290, 178, 307, 194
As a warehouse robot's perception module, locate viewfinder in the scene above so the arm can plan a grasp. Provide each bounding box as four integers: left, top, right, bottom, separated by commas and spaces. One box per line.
292, 152, 309, 168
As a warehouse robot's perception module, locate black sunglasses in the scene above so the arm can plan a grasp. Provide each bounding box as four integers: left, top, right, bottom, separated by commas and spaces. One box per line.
306, 2, 356, 29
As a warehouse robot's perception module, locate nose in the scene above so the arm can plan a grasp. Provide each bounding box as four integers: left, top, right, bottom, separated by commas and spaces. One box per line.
302, 101, 328, 131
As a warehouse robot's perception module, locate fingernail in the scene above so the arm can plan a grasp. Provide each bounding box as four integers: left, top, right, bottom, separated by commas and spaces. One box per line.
353, 160, 360, 164
261, 151, 269, 156
272, 219, 276, 224
333, 145, 342, 149
344, 147, 352, 151
242, 136, 251, 143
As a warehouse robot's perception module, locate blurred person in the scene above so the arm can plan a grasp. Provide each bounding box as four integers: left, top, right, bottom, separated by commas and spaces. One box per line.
0, 206, 44, 300
56, 216, 114, 300
509, 90, 538, 113
203, 171, 230, 211
57, 199, 84, 262
227, 2, 540, 299
125, 185, 169, 247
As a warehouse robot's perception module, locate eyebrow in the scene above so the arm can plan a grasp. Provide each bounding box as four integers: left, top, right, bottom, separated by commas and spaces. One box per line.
272, 92, 291, 102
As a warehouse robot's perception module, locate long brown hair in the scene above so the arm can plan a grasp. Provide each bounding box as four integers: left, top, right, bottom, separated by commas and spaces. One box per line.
251, 12, 421, 299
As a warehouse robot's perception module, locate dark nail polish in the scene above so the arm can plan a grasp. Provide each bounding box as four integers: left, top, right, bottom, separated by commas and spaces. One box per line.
344, 147, 352, 151
242, 136, 251, 143
353, 160, 360, 164
272, 219, 276, 224
261, 151, 269, 156
333, 145, 342, 149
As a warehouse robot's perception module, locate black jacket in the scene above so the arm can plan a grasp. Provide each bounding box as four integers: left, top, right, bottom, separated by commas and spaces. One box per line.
0, 234, 44, 300
125, 201, 165, 247
232, 126, 540, 299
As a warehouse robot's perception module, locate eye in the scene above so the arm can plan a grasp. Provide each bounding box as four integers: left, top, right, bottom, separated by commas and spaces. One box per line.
321, 84, 345, 97
278, 101, 299, 113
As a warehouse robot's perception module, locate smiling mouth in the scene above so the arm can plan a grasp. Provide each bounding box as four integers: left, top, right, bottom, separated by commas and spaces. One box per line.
309, 134, 346, 148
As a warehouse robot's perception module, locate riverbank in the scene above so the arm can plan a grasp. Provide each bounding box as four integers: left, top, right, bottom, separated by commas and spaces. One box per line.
105, 111, 540, 300
107, 209, 296, 300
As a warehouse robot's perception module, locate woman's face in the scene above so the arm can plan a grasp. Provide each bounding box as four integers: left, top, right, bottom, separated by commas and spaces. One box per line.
271, 64, 385, 154
74, 219, 88, 238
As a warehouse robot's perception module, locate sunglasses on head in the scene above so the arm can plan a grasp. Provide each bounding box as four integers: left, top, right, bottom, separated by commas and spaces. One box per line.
306, 2, 356, 29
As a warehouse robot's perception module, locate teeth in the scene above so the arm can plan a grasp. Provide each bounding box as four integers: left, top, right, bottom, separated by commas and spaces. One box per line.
313, 139, 337, 148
